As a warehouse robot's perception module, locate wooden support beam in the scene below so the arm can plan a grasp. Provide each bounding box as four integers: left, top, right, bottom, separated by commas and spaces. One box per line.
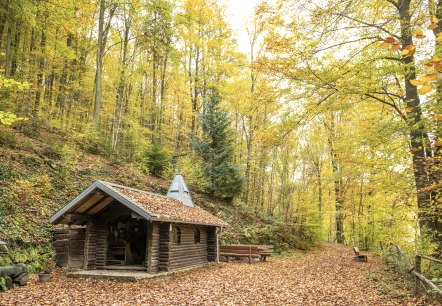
83, 196, 114, 215
65, 213, 90, 225
75, 193, 106, 214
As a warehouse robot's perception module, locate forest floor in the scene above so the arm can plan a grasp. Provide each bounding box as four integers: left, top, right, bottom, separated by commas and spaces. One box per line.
0, 244, 438, 306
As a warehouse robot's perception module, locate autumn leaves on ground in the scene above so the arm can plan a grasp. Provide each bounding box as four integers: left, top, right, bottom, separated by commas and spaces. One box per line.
0, 244, 434, 306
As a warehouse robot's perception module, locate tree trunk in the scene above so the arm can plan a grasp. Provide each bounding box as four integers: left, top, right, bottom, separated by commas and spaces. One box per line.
33, 30, 46, 119
4, 0, 12, 77
112, 15, 130, 151
328, 112, 345, 243
93, 0, 106, 130
397, 0, 441, 251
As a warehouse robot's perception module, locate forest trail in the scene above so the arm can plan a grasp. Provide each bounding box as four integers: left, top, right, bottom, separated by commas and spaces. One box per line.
0, 243, 435, 305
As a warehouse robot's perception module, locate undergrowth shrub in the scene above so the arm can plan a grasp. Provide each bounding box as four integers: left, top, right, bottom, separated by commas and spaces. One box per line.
220, 202, 321, 252
0, 164, 20, 180
42, 141, 67, 160
0, 243, 54, 274
21, 123, 39, 138
0, 130, 17, 148
79, 134, 112, 157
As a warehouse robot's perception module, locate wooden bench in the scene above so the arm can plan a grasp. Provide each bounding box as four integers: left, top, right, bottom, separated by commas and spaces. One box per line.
255, 245, 274, 261
219, 244, 274, 263
219, 245, 261, 263
231, 244, 274, 261
353, 246, 368, 262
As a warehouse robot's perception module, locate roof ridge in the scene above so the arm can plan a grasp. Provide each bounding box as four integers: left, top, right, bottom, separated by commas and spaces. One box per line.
99, 181, 172, 200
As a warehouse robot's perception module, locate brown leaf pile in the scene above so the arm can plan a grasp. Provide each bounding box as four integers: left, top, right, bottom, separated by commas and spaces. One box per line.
0, 244, 437, 305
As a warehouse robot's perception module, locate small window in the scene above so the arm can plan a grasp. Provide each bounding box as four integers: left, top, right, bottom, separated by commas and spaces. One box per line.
173, 226, 181, 244
194, 228, 200, 244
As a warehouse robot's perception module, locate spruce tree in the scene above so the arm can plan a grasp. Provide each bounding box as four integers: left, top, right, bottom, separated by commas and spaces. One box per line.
144, 140, 169, 177
192, 89, 243, 200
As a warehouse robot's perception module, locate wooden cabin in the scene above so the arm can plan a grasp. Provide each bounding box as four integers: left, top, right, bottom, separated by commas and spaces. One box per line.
49, 174, 227, 273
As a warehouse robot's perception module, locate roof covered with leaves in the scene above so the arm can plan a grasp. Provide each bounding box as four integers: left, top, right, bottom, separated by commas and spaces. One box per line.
49, 181, 227, 227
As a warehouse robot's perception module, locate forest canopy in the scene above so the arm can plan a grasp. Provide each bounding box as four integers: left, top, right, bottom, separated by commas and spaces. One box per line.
0, 0, 441, 256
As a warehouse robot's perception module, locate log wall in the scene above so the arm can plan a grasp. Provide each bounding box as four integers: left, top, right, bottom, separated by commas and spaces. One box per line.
158, 223, 171, 272
53, 227, 86, 268
82, 201, 139, 269
147, 222, 159, 273
169, 224, 209, 270
84, 220, 96, 269
207, 227, 218, 262
94, 220, 107, 269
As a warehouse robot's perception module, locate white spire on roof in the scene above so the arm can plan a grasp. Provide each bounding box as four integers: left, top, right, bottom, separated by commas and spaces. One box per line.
166, 172, 194, 207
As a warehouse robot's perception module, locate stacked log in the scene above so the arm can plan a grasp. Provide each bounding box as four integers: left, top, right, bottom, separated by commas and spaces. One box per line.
0, 263, 29, 290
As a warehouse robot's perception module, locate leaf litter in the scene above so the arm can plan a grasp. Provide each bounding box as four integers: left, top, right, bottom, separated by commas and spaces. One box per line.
0, 244, 438, 305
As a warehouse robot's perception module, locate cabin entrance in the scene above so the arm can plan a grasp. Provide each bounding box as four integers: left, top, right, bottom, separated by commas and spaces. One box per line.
106, 216, 147, 269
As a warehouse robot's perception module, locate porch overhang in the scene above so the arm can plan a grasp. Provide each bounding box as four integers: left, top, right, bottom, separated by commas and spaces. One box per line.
49, 181, 153, 225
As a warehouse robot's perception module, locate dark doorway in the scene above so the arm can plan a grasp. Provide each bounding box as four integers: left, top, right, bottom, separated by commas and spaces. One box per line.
107, 216, 147, 268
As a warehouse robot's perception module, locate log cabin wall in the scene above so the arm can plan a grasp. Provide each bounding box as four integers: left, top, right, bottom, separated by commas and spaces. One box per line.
82, 201, 136, 269
147, 222, 159, 273
158, 223, 171, 272
93, 201, 133, 269
93, 220, 107, 269
84, 220, 97, 270
169, 224, 208, 271
53, 227, 86, 268
207, 227, 218, 262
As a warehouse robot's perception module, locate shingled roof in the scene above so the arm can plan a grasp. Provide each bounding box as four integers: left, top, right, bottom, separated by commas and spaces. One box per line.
49, 181, 228, 227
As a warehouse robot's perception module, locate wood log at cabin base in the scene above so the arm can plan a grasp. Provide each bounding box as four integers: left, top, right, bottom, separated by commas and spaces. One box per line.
0, 263, 29, 289
13, 273, 29, 286
2, 276, 13, 290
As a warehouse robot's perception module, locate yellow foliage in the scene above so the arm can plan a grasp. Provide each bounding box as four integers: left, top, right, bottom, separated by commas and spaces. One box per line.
418, 85, 434, 94
409, 79, 421, 86
421, 75, 438, 83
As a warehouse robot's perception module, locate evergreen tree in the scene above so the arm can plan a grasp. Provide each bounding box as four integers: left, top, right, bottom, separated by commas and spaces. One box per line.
144, 140, 169, 177
192, 89, 243, 200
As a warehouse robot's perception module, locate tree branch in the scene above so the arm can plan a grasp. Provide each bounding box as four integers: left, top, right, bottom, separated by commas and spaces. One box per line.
364, 93, 406, 120
332, 13, 401, 40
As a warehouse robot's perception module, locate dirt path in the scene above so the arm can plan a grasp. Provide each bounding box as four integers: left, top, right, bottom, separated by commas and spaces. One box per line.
0, 243, 436, 305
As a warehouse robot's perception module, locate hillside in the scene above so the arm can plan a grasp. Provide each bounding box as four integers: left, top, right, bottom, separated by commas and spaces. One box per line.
0, 126, 309, 272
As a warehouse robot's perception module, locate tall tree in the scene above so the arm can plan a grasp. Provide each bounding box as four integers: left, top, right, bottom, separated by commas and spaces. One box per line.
258, 0, 442, 251
192, 88, 243, 200
93, 0, 116, 129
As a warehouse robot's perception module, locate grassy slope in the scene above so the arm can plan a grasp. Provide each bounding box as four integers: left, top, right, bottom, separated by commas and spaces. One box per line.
0, 126, 229, 243
0, 126, 302, 270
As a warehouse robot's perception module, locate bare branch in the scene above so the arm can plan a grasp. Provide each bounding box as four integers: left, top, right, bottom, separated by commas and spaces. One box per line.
364, 93, 406, 120
332, 13, 401, 40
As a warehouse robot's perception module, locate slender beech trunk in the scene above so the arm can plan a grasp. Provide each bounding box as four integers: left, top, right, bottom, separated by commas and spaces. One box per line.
328, 112, 345, 243
93, 0, 106, 130
33, 30, 46, 119
4, 0, 12, 77
112, 16, 130, 151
